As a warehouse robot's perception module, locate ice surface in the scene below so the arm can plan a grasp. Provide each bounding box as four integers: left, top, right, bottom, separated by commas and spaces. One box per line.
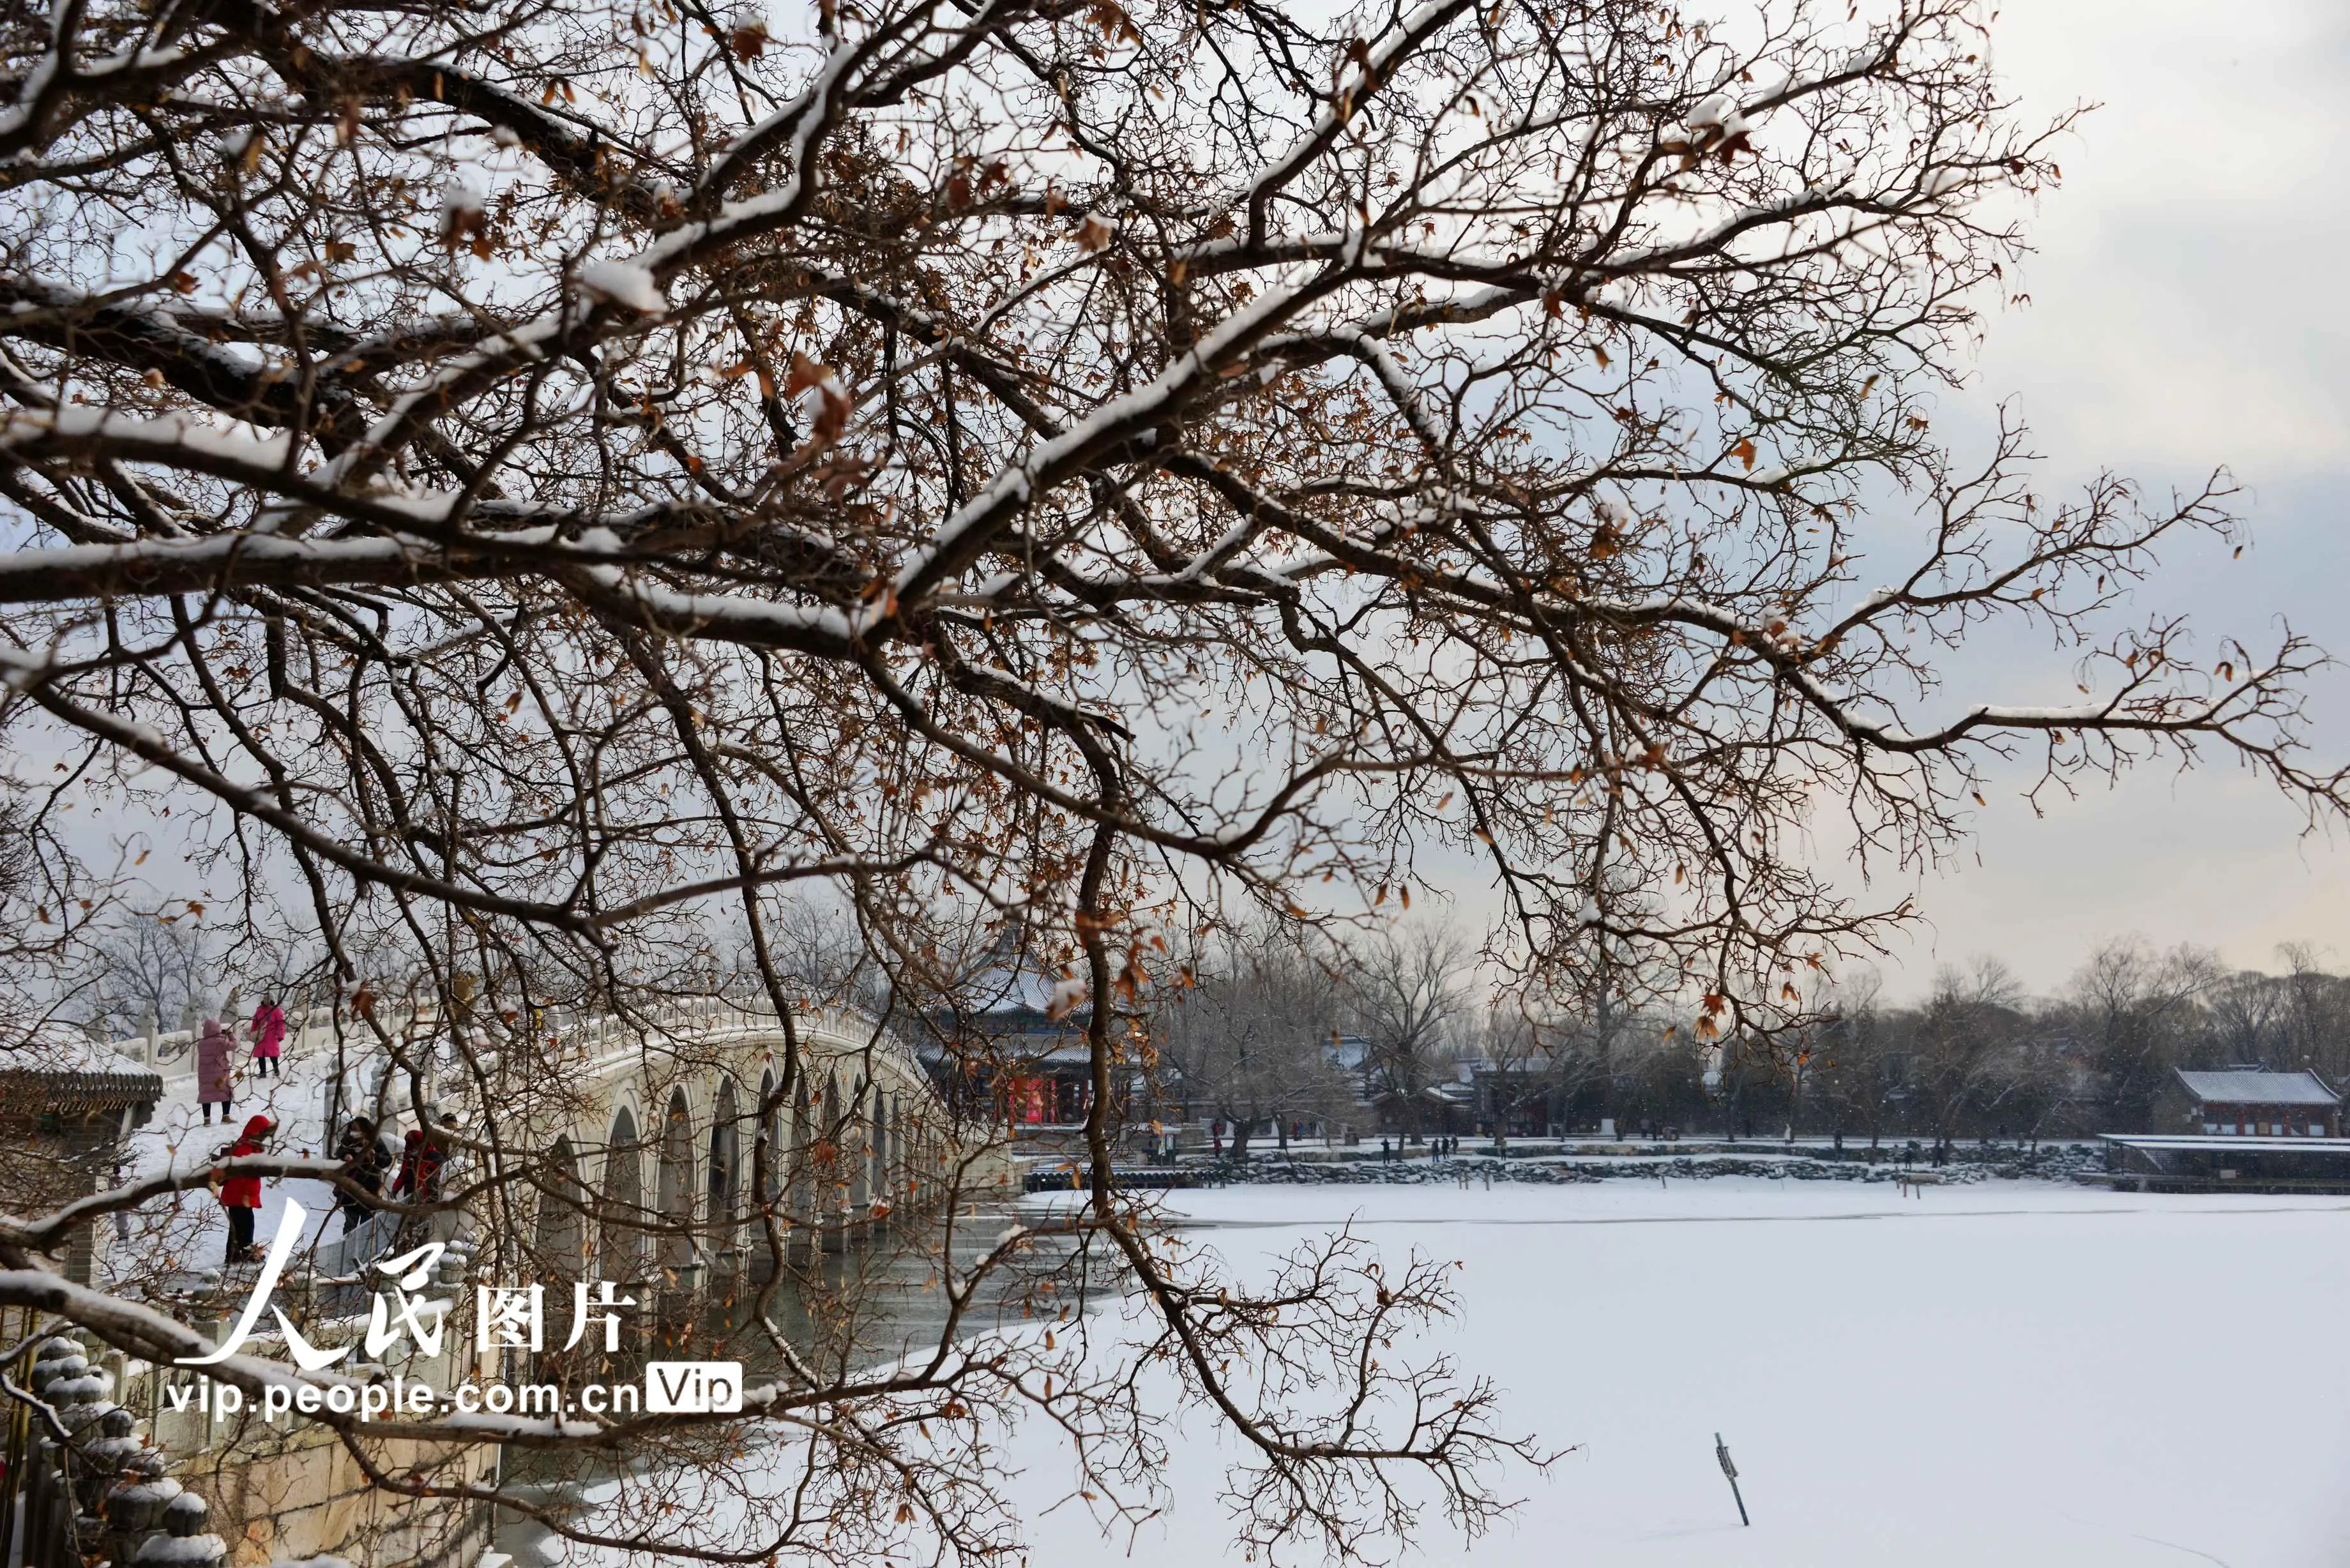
538, 1177, 2350, 1565
999, 1180, 2350, 1568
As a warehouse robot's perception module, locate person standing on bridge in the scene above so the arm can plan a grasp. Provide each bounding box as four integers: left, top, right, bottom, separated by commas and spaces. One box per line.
196, 1014, 234, 1124
213, 1113, 275, 1265
249, 997, 287, 1079
391, 1128, 448, 1202
390, 1124, 449, 1251
333, 1115, 387, 1235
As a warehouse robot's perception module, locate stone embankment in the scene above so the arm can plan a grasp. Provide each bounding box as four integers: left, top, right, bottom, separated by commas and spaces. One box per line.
1229, 1145, 2107, 1187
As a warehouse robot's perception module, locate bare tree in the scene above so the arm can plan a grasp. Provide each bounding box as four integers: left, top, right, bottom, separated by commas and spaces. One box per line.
1905, 955, 2030, 1158
756, 889, 894, 1014
1347, 923, 1472, 1143
1478, 996, 1626, 1146
1609, 1020, 1711, 1138
1476, 1006, 1552, 1147
2272, 942, 2350, 1084
1813, 967, 1899, 1149
74, 909, 218, 1039
2206, 965, 2287, 1068
1, 0, 2344, 1559
1160, 928, 1353, 1157
2063, 936, 2220, 1129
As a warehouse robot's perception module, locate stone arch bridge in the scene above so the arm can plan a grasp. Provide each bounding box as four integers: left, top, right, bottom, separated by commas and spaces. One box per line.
519, 995, 1004, 1282
128, 993, 1007, 1283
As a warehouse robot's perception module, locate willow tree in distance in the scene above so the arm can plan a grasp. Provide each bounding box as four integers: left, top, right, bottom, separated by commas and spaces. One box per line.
0, 0, 2337, 1560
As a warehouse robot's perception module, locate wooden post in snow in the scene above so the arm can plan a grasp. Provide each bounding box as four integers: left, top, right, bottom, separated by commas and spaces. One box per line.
1715, 1432, 1748, 1527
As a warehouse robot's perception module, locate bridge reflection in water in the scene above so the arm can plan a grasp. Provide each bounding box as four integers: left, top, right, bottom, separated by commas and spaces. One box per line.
492, 1191, 1121, 1562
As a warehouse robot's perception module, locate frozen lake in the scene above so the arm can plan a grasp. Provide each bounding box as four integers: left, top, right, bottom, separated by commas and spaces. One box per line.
1006, 1180, 2350, 1568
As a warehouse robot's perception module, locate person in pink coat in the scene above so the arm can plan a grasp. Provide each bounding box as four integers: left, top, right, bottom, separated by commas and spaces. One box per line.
195, 1017, 234, 1124
250, 999, 287, 1078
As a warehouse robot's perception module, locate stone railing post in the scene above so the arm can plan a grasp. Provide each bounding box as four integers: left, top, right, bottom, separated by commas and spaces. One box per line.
133, 1491, 225, 1567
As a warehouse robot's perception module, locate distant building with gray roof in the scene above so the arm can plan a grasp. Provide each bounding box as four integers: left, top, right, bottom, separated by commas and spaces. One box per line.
2171, 1067, 2339, 1138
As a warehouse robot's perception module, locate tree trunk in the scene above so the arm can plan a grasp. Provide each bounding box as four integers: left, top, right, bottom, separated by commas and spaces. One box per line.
1595, 990, 1616, 1133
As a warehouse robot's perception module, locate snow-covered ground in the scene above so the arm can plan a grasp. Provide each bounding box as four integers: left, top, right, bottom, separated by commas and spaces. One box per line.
128, 1050, 2338, 1568
1006, 1180, 2350, 1568
114, 1035, 351, 1281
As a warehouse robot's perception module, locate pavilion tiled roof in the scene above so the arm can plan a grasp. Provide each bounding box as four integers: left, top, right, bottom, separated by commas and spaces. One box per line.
2174, 1068, 2338, 1108
0, 1027, 165, 1113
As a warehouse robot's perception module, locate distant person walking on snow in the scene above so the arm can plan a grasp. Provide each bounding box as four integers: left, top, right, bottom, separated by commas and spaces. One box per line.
249, 999, 287, 1078
195, 1016, 234, 1124
215, 1113, 274, 1264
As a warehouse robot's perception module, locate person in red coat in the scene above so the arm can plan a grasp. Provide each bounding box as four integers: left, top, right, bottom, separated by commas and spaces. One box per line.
218, 1114, 275, 1264
390, 1129, 423, 1200
390, 1127, 448, 1202
390, 1125, 448, 1251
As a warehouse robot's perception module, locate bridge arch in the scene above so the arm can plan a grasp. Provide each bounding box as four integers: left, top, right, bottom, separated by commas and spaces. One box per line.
534, 1135, 588, 1274
756, 1066, 780, 1205
418, 998, 1004, 1280
789, 1074, 814, 1236
708, 1075, 742, 1257
656, 1089, 695, 1274
600, 1104, 644, 1281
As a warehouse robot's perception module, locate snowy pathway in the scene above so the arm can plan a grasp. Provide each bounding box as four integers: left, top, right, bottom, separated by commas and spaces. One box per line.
116, 1029, 355, 1281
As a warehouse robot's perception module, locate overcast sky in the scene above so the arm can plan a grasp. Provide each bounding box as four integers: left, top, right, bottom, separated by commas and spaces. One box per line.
1821, 0, 2350, 995
1411, 1, 2350, 1000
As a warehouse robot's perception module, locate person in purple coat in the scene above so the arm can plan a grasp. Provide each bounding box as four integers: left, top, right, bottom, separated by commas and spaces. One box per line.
249, 999, 286, 1078
195, 1016, 234, 1124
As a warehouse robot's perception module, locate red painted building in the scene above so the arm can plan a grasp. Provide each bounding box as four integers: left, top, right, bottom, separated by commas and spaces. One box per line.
2172, 1068, 2339, 1138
